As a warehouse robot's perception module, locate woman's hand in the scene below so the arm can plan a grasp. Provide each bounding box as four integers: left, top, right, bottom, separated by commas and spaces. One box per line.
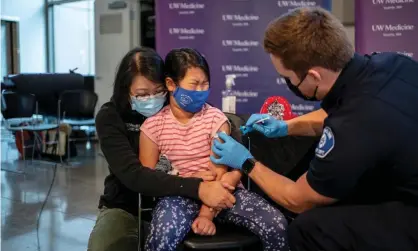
220, 170, 241, 188
191, 170, 217, 181
198, 181, 235, 210
192, 216, 216, 236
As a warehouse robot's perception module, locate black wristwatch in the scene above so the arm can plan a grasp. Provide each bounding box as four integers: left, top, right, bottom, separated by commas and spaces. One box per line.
242, 158, 257, 175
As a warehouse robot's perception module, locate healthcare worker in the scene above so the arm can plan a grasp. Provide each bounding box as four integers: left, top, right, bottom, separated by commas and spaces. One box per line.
211, 7, 418, 251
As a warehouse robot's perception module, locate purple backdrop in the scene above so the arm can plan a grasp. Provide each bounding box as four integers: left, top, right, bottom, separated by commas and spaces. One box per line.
155, 0, 331, 115
355, 0, 418, 60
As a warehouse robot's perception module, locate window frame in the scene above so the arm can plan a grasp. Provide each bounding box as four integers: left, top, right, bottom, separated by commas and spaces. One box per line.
46, 0, 95, 74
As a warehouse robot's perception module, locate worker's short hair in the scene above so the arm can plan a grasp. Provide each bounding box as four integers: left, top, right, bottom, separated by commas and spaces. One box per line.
264, 7, 354, 79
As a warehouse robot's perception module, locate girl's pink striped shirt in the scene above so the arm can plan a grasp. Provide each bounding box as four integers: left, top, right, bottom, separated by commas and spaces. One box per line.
140, 104, 228, 177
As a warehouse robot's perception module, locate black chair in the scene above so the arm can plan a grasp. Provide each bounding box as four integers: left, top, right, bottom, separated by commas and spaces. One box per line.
58, 89, 98, 160
137, 112, 260, 251
8, 73, 85, 117
1, 91, 59, 172
2, 90, 37, 125
58, 89, 98, 125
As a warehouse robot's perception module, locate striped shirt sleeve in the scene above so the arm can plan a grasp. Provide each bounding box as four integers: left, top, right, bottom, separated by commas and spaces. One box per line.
140, 115, 162, 146
209, 108, 230, 137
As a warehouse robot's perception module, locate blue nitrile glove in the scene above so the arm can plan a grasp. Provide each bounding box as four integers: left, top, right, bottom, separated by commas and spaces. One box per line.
244, 114, 288, 138
210, 132, 253, 170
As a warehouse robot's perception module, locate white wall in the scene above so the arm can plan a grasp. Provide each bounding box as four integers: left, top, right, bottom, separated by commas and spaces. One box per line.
1, 0, 47, 73
94, 0, 140, 111
331, 0, 355, 49
344, 25, 355, 49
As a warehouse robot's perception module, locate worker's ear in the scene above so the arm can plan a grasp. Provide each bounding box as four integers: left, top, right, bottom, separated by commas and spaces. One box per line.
165, 77, 176, 92
307, 69, 322, 83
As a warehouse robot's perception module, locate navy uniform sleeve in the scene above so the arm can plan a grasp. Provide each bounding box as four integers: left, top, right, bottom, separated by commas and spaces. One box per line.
306, 102, 387, 199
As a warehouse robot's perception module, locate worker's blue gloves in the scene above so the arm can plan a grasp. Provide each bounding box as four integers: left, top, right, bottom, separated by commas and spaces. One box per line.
210, 132, 253, 170
244, 114, 288, 138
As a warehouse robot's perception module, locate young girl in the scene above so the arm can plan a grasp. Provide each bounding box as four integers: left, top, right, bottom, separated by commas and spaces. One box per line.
139, 48, 289, 251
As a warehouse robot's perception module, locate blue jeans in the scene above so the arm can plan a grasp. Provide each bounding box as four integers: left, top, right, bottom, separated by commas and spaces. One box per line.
144, 189, 289, 251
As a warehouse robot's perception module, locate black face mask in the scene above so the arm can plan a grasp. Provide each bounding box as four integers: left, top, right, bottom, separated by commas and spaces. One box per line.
284, 75, 318, 101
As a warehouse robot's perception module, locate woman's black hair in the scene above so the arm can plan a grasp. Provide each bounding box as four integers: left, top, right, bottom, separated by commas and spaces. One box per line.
112, 47, 165, 111
164, 48, 210, 84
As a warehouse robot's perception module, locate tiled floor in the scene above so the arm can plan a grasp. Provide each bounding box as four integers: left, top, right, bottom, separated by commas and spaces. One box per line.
1, 133, 108, 251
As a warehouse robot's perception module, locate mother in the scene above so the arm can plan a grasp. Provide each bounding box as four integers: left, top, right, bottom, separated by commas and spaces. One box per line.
87, 47, 235, 251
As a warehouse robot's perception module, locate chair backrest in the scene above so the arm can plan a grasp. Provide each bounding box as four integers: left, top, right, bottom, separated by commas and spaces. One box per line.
1, 91, 36, 119
223, 112, 246, 144
9, 73, 85, 117
59, 89, 98, 119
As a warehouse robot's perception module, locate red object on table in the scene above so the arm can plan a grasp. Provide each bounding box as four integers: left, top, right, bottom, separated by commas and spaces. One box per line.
260, 96, 297, 120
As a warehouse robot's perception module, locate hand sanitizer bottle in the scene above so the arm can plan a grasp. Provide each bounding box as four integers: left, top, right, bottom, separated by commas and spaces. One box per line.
222, 74, 237, 114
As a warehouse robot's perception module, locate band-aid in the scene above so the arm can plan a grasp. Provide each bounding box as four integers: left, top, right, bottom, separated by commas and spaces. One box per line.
214, 130, 228, 139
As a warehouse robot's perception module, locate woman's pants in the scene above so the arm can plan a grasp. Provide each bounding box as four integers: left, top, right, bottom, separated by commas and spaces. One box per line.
145, 189, 289, 251
87, 206, 139, 251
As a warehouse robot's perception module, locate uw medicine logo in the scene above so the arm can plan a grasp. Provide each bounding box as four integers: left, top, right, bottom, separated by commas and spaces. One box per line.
277, 77, 286, 85
372, 24, 415, 37
169, 28, 205, 40
315, 126, 335, 159
222, 40, 259, 52
222, 14, 259, 27
168, 2, 204, 15
372, 0, 415, 10
277, 1, 317, 8
221, 65, 259, 78
221, 65, 259, 72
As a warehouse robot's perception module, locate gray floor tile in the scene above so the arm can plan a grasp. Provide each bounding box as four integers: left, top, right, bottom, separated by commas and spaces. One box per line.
1, 140, 108, 251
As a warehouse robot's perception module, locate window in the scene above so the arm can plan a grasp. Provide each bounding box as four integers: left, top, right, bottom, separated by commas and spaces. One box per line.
1, 22, 8, 80
1, 20, 19, 80
49, 0, 95, 75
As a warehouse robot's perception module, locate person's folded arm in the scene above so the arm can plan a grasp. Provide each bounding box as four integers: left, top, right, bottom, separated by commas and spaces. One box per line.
96, 106, 202, 199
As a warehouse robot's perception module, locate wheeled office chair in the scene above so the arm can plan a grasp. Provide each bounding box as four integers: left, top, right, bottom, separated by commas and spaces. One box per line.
1, 91, 60, 172
58, 89, 98, 161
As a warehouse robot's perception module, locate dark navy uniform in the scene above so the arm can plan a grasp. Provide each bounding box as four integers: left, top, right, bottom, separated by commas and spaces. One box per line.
289, 53, 418, 251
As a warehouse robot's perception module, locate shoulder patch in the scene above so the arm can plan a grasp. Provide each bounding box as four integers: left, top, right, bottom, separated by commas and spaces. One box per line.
315, 126, 335, 159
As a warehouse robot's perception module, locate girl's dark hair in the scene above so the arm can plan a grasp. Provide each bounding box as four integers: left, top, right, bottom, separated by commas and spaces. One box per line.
164, 48, 210, 84
112, 47, 165, 111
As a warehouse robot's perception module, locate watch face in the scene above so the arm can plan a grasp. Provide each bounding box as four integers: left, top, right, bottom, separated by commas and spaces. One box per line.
243, 158, 256, 174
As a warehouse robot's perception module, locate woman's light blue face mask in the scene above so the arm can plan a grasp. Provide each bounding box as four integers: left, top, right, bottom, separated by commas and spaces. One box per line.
131, 92, 167, 117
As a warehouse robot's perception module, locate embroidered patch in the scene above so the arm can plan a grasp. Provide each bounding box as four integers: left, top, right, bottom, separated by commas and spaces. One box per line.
315, 126, 335, 158
179, 94, 193, 106
125, 123, 141, 132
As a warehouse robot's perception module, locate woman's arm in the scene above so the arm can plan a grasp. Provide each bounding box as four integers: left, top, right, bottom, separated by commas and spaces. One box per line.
96, 105, 202, 198
139, 131, 159, 169
287, 108, 327, 137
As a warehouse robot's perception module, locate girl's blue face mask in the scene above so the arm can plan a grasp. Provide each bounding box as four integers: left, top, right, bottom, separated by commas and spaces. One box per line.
131, 92, 166, 117
173, 87, 210, 113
